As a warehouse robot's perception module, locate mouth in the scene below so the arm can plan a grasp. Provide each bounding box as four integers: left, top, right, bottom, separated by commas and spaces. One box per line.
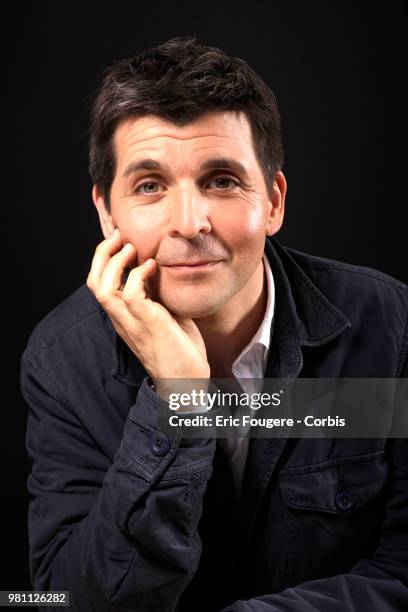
162, 261, 222, 275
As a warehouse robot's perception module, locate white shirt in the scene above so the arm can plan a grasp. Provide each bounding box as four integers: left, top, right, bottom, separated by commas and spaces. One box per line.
218, 252, 275, 497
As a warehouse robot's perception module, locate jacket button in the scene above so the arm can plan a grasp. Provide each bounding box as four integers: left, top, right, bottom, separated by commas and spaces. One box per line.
149, 433, 171, 456
334, 491, 354, 512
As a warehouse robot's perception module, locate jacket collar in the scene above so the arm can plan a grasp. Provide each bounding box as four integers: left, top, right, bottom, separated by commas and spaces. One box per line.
110, 237, 351, 386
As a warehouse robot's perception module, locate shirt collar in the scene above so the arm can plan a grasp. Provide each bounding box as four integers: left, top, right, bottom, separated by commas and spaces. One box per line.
231, 253, 275, 370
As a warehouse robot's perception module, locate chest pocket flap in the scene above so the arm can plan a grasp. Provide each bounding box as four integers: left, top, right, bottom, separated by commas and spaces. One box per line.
279, 450, 388, 515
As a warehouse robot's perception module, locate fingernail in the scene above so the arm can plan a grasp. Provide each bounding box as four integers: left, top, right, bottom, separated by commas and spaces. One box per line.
123, 243, 133, 252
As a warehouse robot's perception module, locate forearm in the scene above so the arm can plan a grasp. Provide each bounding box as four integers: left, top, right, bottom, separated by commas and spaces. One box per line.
27, 374, 216, 612
220, 564, 408, 611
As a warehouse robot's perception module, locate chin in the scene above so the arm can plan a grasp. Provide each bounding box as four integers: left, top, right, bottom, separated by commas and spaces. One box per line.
159, 294, 223, 320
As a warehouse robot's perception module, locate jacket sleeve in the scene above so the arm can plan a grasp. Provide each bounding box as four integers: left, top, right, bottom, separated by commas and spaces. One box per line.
220, 357, 408, 612
21, 350, 216, 612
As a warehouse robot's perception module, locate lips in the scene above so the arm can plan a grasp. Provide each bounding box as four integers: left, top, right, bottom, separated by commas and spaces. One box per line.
165, 260, 220, 267
162, 260, 222, 275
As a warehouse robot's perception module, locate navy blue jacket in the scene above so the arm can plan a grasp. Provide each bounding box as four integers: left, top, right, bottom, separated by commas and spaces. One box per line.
20, 237, 408, 611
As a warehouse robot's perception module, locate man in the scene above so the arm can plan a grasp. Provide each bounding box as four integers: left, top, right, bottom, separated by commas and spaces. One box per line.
21, 37, 408, 611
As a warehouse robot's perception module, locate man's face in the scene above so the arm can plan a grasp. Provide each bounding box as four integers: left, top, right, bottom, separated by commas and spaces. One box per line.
93, 110, 285, 319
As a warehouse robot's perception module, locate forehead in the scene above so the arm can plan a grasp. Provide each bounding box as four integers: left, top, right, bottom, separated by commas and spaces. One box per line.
112, 111, 258, 173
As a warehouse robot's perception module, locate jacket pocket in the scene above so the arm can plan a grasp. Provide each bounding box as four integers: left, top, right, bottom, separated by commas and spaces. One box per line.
278, 450, 388, 584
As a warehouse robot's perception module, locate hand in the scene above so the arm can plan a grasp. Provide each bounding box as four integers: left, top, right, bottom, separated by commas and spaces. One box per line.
86, 229, 210, 403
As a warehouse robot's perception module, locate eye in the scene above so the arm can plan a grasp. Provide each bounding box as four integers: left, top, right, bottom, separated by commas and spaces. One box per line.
134, 181, 164, 194
208, 176, 240, 190
133, 175, 240, 195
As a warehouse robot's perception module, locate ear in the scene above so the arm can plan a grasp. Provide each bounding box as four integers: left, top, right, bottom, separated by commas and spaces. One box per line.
92, 185, 115, 239
265, 170, 287, 236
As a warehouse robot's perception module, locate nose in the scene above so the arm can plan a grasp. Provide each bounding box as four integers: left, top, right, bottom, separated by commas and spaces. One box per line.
167, 184, 212, 238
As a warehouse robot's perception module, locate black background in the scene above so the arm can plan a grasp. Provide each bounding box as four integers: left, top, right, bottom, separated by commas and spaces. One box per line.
3, 0, 406, 591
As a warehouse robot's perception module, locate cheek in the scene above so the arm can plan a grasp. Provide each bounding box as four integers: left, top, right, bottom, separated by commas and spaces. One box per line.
246, 203, 269, 233
219, 206, 266, 250
117, 223, 159, 266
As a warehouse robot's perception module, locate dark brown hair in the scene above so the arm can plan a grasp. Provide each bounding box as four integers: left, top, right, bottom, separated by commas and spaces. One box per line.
88, 36, 284, 211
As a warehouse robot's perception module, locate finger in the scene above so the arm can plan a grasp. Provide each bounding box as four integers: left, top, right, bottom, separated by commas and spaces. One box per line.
98, 243, 138, 295
86, 229, 124, 291
101, 260, 157, 337
122, 258, 157, 311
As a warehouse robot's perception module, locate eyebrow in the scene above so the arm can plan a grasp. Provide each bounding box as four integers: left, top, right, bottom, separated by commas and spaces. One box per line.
122, 157, 250, 180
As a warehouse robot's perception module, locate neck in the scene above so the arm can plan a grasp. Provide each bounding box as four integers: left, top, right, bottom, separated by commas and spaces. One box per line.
194, 259, 267, 378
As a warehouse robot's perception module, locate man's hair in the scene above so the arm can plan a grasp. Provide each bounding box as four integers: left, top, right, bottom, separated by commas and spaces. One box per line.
88, 36, 284, 212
